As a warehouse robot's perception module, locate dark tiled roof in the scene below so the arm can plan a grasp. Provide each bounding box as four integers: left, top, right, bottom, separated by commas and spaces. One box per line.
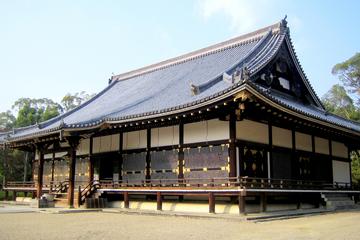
3, 19, 359, 143
249, 83, 360, 133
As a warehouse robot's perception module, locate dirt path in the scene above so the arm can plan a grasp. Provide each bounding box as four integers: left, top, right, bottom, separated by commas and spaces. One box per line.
0, 211, 359, 240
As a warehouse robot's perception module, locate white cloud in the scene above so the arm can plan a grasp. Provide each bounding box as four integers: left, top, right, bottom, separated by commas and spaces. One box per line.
197, 0, 299, 35
198, 0, 258, 33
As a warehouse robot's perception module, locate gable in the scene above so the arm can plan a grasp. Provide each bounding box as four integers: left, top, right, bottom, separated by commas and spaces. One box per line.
252, 37, 323, 109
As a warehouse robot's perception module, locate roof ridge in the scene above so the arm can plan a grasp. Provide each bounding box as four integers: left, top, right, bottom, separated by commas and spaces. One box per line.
111, 21, 283, 83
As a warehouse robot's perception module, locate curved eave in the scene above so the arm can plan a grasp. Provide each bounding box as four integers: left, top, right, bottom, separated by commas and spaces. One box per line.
246, 84, 360, 137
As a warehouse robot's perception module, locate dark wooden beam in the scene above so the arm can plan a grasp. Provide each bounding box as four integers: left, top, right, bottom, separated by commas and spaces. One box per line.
67, 137, 80, 208
329, 139, 333, 183
209, 192, 215, 213
229, 111, 237, 178
178, 122, 184, 181
89, 137, 94, 182
146, 128, 151, 182
36, 144, 46, 199
156, 191, 162, 211
268, 120, 273, 178
51, 152, 55, 183
348, 148, 352, 188
118, 132, 123, 181
238, 194, 246, 215
124, 192, 129, 208
260, 193, 267, 212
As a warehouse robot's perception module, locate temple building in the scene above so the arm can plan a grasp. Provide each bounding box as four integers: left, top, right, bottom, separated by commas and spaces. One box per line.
1, 19, 360, 213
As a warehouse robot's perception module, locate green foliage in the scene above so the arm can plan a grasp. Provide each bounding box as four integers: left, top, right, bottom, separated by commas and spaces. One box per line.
327, 53, 360, 186
332, 52, 360, 104
0, 111, 15, 131
61, 91, 95, 112
322, 84, 360, 121
0, 91, 95, 183
350, 151, 360, 189
12, 98, 63, 127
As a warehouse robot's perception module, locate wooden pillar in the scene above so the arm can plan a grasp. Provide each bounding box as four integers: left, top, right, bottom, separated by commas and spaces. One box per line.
12, 191, 16, 201
348, 148, 352, 188
156, 192, 162, 211
36, 146, 45, 199
268, 120, 273, 179
2, 147, 7, 189
118, 132, 123, 181
178, 122, 184, 180
178, 122, 184, 201
291, 129, 297, 179
329, 139, 333, 183
260, 193, 267, 212
124, 191, 129, 208
89, 137, 94, 182
4, 191, 8, 201
51, 152, 55, 191
296, 193, 302, 209
145, 128, 151, 183
67, 137, 79, 208
209, 192, 215, 213
238, 191, 246, 215
229, 111, 237, 179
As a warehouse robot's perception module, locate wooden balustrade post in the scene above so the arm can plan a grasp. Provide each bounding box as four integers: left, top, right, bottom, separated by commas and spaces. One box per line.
238, 191, 246, 215
78, 185, 82, 208
124, 192, 129, 208
260, 193, 267, 212
156, 192, 162, 211
209, 192, 215, 213
12, 191, 16, 201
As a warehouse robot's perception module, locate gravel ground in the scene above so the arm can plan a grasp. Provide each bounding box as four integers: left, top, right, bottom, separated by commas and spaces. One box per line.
0, 211, 359, 240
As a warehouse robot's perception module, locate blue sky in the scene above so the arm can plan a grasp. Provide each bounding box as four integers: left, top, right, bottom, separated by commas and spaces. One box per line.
0, 0, 359, 113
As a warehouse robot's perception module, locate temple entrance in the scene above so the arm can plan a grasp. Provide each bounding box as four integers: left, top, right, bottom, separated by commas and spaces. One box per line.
93, 153, 119, 180
239, 144, 268, 178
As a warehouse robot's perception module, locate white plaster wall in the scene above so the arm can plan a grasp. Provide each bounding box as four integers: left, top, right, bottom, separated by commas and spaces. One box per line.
111, 134, 120, 152
295, 132, 312, 152
123, 130, 147, 150
272, 126, 292, 148
207, 119, 229, 141
184, 121, 207, 144
332, 141, 348, 158
77, 138, 90, 156
332, 160, 350, 184
236, 119, 268, 144
315, 137, 329, 155
92, 134, 120, 153
151, 125, 179, 147
184, 119, 229, 144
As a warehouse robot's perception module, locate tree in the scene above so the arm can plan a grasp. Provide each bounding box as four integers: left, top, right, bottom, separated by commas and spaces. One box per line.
0, 111, 15, 131
12, 98, 62, 127
61, 91, 95, 112
327, 53, 360, 187
322, 84, 360, 121
332, 52, 360, 104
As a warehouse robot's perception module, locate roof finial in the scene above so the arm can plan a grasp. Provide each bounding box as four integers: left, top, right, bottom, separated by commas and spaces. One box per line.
280, 15, 288, 33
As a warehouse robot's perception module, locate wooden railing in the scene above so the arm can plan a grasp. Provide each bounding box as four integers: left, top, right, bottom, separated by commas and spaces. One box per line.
3, 177, 355, 193
50, 180, 69, 194
78, 180, 100, 207
96, 177, 354, 190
